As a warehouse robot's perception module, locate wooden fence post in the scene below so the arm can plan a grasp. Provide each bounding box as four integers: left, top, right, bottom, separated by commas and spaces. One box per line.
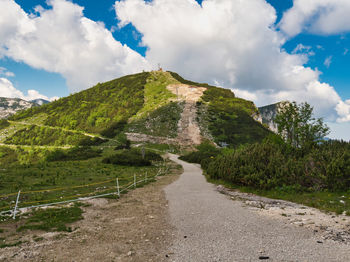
116, 178, 120, 198
13, 190, 21, 219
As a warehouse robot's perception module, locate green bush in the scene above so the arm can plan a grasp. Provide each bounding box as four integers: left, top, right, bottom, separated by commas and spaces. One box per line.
100, 121, 127, 138
114, 133, 131, 150
206, 139, 350, 192
102, 150, 151, 166
179, 141, 220, 166
0, 119, 9, 130
45, 147, 102, 162
102, 148, 162, 166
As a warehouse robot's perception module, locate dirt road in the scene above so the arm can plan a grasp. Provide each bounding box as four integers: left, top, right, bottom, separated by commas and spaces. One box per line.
165, 154, 350, 262
0, 161, 182, 262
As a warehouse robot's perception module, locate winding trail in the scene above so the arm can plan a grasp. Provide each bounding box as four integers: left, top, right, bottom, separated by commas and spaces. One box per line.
165, 154, 350, 262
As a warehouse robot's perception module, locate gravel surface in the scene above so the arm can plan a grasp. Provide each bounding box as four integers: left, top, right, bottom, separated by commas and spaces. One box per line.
164, 154, 350, 262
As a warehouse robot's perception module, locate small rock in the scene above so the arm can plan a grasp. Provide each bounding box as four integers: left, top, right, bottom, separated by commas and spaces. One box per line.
259, 256, 269, 260
184, 235, 187, 239
127, 251, 133, 256
317, 241, 323, 244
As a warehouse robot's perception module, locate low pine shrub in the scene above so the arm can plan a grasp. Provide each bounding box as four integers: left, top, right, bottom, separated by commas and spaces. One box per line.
103, 148, 162, 166
179, 141, 221, 165
45, 147, 102, 162
206, 139, 350, 192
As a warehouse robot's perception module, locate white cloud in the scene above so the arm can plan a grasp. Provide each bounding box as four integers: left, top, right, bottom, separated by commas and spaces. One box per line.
0, 67, 15, 77
323, 56, 333, 68
336, 100, 350, 123
279, 0, 350, 37
292, 43, 315, 57
0, 77, 56, 101
232, 89, 257, 102
0, 0, 150, 91
292, 44, 311, 54
0, 78, 23, 98
115, 0, 350, 123
344, 48, 349, 55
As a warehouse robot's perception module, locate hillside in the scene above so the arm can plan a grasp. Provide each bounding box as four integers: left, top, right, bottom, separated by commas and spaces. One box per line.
0, 97, 38, 119
3, 71, 271, 148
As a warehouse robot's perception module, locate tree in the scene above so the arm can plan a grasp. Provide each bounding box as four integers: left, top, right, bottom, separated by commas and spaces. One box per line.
275, 101, 329, 148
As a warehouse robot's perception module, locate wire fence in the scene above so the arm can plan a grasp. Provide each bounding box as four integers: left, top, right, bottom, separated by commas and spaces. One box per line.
0, 166, 169, 219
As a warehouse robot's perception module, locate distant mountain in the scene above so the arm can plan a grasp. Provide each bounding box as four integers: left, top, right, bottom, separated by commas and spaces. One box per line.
3, 71, 271, 147
30, 98, 50, 105
0, 97, 38, 119
258, 103, 280, 133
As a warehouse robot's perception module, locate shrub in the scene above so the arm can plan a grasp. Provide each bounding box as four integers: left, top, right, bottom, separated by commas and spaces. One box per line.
205, 139, 350, 192
179, 141, 221, 167
45, 147, 102, 162
0, 119, 9, 130
78, 137, 105, 146
102, 150, 151, 166
114, 133, 131, 150
102, 148, 162, 166
100, 121, 127, 138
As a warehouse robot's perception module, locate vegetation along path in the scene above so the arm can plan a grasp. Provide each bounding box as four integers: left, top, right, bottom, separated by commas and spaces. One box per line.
165, 154, 350, 262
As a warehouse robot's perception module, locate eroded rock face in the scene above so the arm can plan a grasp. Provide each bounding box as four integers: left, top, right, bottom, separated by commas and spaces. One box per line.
166, 84, 207, 102
258, 102, 289, 133
0, 97, 38, 119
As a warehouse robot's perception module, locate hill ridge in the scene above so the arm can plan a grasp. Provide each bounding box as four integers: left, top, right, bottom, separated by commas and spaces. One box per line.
1, 71, 271, 148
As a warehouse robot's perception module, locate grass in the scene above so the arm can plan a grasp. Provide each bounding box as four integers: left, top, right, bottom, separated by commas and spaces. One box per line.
206, 176, 350, 215
4, 125, 104, 146
10, 72, 149, 135
0, 146, 165, 212
199, 88, 271, 147
33, 236, 44, 242
17, 204, 83, 232
131, 71, 178, 120
142, 143, 181, 154
127, 102, 183, 138
0, 241, 23, 249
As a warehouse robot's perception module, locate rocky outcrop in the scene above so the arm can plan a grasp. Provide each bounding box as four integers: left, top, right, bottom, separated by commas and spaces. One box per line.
0, 97, 38, 119
258, 101, 290, 133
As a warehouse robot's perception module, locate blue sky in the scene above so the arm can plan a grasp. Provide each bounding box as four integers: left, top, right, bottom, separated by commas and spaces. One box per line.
0, 0, 349, 140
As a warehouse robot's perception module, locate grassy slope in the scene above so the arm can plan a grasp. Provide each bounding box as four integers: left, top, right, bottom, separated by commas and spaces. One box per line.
5, 71, 185, 145
126, 71, 184, 137
5, 71, 270, 147
4, 125, 104, 146
0, 146, 162, 211
10, 73, 149, 134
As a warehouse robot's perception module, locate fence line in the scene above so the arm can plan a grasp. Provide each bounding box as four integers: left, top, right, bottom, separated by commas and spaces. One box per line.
0, 166, 169, 218
0, 178, 116, 198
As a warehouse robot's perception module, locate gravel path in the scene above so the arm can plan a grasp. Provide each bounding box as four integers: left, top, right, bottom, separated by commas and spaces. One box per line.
164, 154, 350, 262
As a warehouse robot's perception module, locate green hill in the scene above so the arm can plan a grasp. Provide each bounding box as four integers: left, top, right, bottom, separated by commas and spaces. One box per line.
2, 71, 270, 148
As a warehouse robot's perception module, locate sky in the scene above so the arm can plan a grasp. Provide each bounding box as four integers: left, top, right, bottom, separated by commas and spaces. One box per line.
0, 0, 349, 140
